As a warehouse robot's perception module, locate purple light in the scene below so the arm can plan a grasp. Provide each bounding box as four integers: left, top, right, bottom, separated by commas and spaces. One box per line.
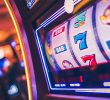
11, 41, 16, 47
20, 61, 25, 68
35, 31, 52, 89
41, 6, 64, 26
0, 70, 3, 77
3, 59, 10, 67
36, 7, 65, 31
75, 89, 110, 93
43, 10, 65, 27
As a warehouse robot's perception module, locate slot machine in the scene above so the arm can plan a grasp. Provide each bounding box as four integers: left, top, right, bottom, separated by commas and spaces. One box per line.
5, 0, 110, 100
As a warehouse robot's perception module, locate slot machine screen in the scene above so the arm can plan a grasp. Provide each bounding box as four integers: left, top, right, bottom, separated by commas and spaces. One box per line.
35, 0, 110, 96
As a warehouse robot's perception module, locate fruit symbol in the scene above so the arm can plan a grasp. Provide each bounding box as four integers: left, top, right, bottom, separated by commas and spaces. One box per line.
100, 5, 110, 25
62, 60, 73, 69
74, 11, 86, 28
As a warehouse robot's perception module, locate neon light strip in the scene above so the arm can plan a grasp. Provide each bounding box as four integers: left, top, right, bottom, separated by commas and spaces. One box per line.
35, 26, 42, 31
41, 6, 64, 26
35, 8, 65, 30
4, 1, 33, 100
76, 89, 110, 93
50, 86, 110, 91
42, 9, 65, 27
43, 10, 65, 27
35, 31, 52, 89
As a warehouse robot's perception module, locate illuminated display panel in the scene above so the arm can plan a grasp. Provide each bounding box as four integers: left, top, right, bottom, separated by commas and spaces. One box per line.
36, 0, 110, 96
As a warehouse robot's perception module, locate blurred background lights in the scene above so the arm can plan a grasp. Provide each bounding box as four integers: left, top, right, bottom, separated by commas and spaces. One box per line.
11, 41, 16, 47
0, 70, 3, 77
0, 49, 5, 59
3, 59, 10, 73
20, 61, 25, 68
3, 59, 10, 67
0, 0, 28, 99
28, 2, 32, 7
8, 84, 19, 96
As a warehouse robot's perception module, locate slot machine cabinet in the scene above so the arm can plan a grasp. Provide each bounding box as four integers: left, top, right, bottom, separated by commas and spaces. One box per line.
6, 0, 110, 100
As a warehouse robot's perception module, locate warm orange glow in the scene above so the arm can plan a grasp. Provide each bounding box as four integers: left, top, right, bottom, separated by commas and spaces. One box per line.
4, 0, 33, 100
74, 0, 90, 13
0, 31, 11, 42
0, 0, 15, 42
0, 45, 14, 59
102, 0, 106, 3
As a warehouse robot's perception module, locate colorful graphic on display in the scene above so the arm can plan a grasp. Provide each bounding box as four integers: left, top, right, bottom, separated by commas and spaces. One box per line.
100, 5, 110, 25
53, 26, 65, 37
62, 60, 73, 69
45, 0, 110, 71
54, 44, 67, 54
74, 11, 86, 28
51, 22, 79, 70
74, 31, 87, 50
